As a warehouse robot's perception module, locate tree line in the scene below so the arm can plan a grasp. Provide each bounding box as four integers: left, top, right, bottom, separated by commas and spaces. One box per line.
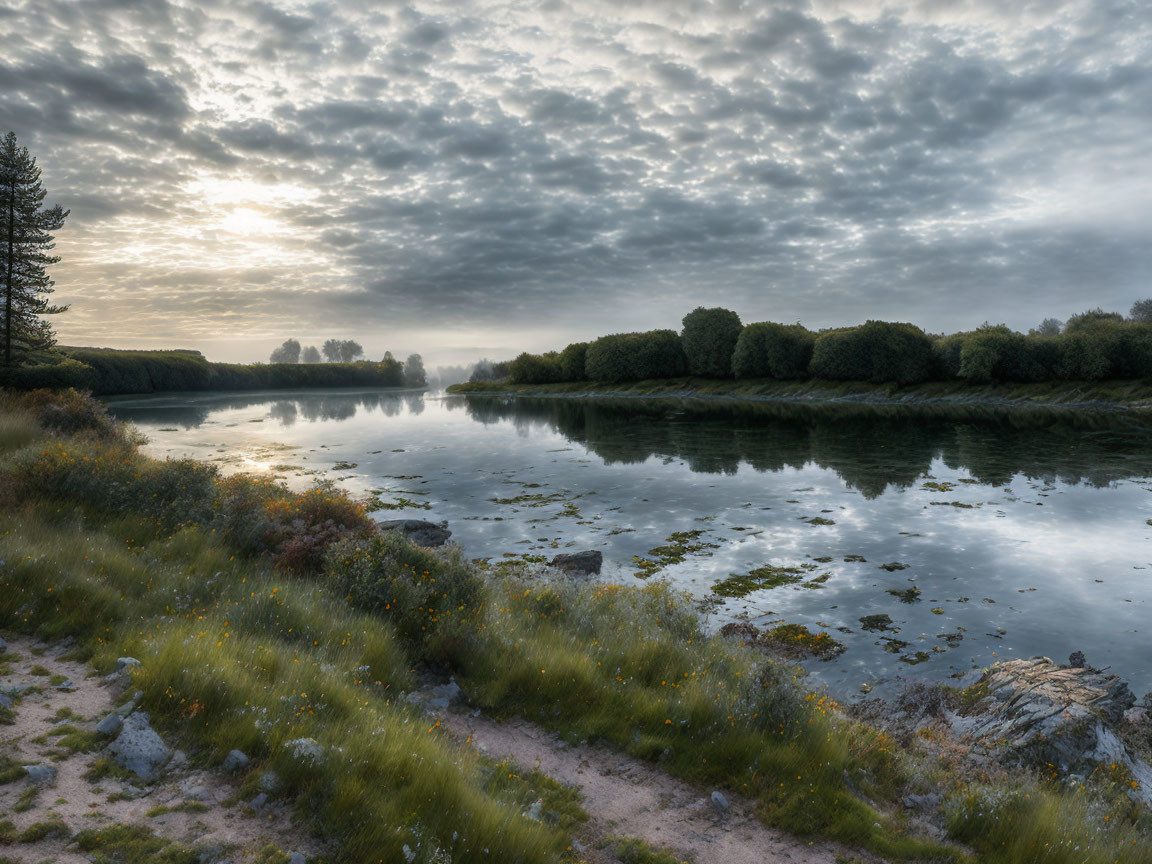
504, 303, 1152, 387
267, 338, 425, 387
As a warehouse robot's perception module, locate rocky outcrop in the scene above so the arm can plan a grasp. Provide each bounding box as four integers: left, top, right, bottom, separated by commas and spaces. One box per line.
951, 656, 1151, 804
378, 519, 452, 547
548, 550, 603, 575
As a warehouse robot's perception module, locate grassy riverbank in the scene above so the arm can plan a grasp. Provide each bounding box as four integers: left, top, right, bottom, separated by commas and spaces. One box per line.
448, 376, 1152, 411
1, 389, 1149, 863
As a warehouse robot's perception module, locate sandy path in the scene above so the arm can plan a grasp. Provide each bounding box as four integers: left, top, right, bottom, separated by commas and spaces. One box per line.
440, 711, 854, 864
0, 633, 323, 863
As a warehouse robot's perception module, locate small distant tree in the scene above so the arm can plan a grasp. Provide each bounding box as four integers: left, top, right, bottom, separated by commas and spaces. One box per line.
1, 131, 69, 367
1034, 318, 1063, 337
269, 338, 301, 363
681, 307, 742, 378
301, 345, 320, 363
403, 353, 426, 387
1130, 299, 1152, 324
322, 339, 364, 363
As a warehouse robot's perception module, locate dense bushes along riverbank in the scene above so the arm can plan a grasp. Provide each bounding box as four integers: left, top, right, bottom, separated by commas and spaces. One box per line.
0, 388, 1149, 863
504, 306, 1152, 387
0, 346, 410, 395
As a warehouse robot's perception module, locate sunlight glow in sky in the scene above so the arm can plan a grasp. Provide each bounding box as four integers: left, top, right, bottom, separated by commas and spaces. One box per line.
2, 0, 1150, 363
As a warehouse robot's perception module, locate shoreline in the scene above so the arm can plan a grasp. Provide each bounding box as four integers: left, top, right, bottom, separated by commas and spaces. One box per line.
447, 376, 1152, 413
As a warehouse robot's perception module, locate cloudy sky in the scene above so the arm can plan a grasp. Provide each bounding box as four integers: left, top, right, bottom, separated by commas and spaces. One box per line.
2, 0, 1150, 363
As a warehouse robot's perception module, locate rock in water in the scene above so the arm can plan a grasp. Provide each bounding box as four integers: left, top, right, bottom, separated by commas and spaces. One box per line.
377, 519, 451, 547
108, 712, 171, 781
1069, 650, 1087, 669
548, 550, 603, 575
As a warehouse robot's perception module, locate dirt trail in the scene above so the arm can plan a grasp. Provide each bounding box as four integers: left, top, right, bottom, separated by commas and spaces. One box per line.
0, 634, 322, 863
440, 711, 856, 864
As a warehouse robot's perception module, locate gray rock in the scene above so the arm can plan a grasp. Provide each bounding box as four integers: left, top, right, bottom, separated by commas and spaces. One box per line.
221, 749, 249, 773
902, 792, 941, 811
286, 737, 324, 763
249, 792, 268, 810
407, 680, 464, 713
1069, 651, 1087, 669
548, 550, 603, 575
288, 854, 307, 864
183, 784, 212, 802
954, 657, 1148, 804
107, 711, 171, 782
116, 691, 144, 717
258, 771, 281, 792
377, 519, 451, 547
51, 679, 75, 691
23, 763, 56, 785
1, 682, 35, 696
115, 657, 143, 673
710, 790, 728, 815
169, 750, 189, 770
524, 799, 543, 821
0, 693, 12, 710
96, 711, 124, 737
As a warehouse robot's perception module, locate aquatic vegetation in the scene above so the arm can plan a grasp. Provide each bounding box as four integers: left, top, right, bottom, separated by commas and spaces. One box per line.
805, 516, 836, 526
930, 501, 977, 509
711, 565, 805, 597
922, 481, 957, 492
878, 562, 909, 572
886, 585, 922, 603
633, 529, 720, 578
757, 624, 846, 661
899, 651, 932, 666
859, 614, 898, 632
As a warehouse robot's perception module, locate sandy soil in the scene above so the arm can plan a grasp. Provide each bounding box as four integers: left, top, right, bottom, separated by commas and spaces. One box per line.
0, 633, 324, 863
440, 710, 863, 864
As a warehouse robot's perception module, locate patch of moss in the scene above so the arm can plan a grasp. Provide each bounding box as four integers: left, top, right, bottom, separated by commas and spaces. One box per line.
899, 652, 932, 666
74, 824, 200, 864
805, 516, 836, 526
27, 664, 51, 676
146, 800, 210, 817
0, 819, 16, 844
19, 819, 70, 843
13, 787, 38, 813
878, 562, 908, 572
608, 836, 688, 864
85, 756, 135, 783
0, 756, 25, 786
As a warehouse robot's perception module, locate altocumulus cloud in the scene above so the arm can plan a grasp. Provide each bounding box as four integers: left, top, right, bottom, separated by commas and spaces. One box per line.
1, 0, 1150, 360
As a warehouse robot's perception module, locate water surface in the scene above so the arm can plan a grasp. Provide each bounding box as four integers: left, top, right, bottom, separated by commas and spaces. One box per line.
106, 389, 1152, 699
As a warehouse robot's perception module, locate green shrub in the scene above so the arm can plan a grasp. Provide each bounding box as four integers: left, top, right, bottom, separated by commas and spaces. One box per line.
324, 531, 483, 650
681, 307, 743, 378
810, 321, 936, 384
954, 326, 1048, 383
585, 330, 686, 383
509, 352, 564, 384
732, 322, 815, 379
559, 341, 589, 381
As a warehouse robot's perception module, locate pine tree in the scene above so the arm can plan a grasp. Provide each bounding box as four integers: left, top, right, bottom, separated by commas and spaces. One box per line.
1, 132, 69, 367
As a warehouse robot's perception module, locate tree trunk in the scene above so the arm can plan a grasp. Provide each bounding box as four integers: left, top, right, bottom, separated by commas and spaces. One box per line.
4, 179, 13, 367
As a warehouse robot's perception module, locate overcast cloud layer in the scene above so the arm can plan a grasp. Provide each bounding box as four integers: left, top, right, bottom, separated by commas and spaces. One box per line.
2, 0, 1150, 362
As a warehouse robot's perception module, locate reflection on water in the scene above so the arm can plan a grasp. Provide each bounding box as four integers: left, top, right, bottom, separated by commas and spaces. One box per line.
106, 389, 1152, 699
